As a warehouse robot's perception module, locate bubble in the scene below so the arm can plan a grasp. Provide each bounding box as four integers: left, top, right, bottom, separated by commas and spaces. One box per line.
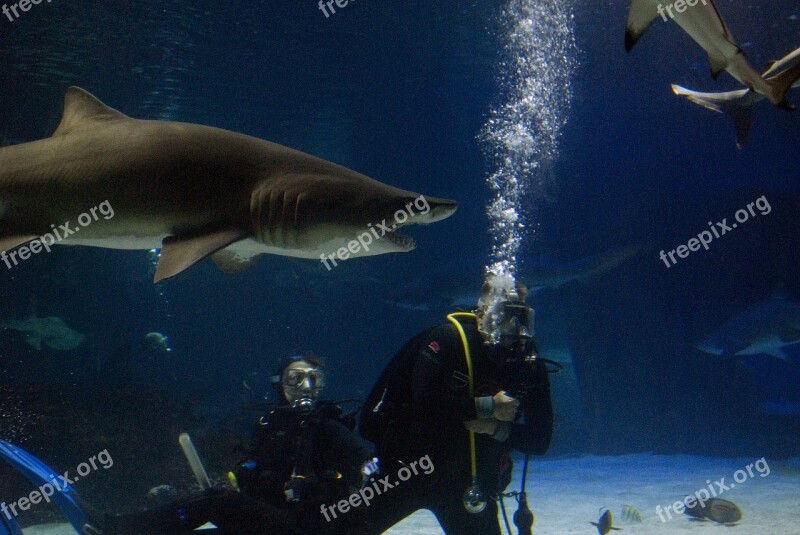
478, 0, 577, 341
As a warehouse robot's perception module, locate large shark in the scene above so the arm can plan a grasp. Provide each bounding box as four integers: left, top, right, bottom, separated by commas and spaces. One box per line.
698, 292, 800, 360
625, 0, 795, 108
0, 87, 458, 282
1, 315, 85, 351
671, 47, 800, 147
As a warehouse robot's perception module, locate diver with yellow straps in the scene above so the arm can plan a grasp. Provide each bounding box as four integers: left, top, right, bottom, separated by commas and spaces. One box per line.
356, 283, 555, 535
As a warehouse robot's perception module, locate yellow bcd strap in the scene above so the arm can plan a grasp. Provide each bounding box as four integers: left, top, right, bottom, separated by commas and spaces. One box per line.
446, 312, 479, 484
227, 471, 239, 491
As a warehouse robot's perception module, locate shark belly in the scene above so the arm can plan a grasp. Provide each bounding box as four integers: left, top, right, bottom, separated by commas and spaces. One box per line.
224, 236, 393, 261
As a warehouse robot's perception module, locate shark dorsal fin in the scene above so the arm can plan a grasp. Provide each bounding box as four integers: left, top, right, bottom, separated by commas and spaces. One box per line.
52, 87, 129, 137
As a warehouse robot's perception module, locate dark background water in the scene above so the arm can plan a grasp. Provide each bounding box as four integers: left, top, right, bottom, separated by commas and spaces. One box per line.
1, 0, 799, 506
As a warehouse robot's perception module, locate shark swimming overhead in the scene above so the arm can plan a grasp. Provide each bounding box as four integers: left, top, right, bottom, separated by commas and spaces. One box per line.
671, 47, 800, 147
625, 0, 796, 108
0, 87, 458, 282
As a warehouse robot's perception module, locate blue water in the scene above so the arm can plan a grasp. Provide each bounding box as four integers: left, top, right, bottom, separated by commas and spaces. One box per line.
1, 0, 799, 525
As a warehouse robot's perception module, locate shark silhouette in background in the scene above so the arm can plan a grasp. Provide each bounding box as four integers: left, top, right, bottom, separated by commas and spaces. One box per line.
698, 291, 800, 360
386, 245, 644, 311
0, 315, 85, 351
0, 87, 457, 282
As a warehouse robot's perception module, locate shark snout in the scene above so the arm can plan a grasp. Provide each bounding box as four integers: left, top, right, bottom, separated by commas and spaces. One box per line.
422, 196, 458, 223
397, 195, 457, 225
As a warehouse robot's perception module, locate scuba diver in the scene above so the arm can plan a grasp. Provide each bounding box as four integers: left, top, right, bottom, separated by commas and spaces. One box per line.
0, 354, 378, 535
357, 282, 555, 535
232, 354, 379, 532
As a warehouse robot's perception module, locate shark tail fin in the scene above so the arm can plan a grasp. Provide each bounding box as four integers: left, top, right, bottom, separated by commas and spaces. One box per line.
763, 59, 800, 111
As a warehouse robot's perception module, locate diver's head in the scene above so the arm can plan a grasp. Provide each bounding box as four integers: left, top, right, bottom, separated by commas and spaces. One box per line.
476, 281, 536, 360
271, 354, 325, 412
495, 299, 535, 358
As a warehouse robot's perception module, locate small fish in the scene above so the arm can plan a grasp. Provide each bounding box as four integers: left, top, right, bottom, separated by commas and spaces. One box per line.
143, 332, 172, 354
147, 484, 177, 502
621, 504, 643, 523
684, 497, 742, 524
590, 508, 622, 534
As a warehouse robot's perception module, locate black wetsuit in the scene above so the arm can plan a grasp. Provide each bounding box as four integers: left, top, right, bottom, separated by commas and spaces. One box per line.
235, 401, 375, 533
87, 402, 374, 535
353, 317, 553, 535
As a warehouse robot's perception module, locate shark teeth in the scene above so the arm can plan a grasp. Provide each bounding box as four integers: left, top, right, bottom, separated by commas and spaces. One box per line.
385, 231, 416, 250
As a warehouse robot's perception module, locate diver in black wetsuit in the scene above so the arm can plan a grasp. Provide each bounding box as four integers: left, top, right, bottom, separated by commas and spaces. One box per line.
233, 354, 378, 533
83, 354, 377, 535
355, 284, 554, 535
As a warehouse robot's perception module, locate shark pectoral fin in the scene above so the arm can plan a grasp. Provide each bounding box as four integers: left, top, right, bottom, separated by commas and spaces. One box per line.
625, 0, 660, 52
765, 59, 800, 111
0, 236, 37, 252
154, 229, 249, 283
671, 86, 728, 115
708, 53, 728, 80
211, 249, 260, 274
52, 87, 130, 137
24, 334, 42, 351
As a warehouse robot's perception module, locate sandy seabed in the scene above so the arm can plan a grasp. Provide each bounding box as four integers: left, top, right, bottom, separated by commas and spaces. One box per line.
23, 453, 800, 534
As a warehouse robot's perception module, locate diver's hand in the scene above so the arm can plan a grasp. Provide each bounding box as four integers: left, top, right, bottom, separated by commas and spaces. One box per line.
492, 391, 519, 422
360, 457, 380, 488
464, 418, 499, 435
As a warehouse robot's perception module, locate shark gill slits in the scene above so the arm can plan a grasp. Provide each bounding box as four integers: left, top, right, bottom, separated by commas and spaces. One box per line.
251, 186, 266, 243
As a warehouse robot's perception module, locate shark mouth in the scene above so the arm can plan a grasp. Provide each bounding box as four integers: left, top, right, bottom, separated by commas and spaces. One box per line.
385, 230, 416, 250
